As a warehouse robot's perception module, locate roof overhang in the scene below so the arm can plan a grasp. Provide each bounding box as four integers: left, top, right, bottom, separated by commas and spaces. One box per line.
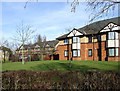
100, 22, 120, 33
67, 29, 83, 37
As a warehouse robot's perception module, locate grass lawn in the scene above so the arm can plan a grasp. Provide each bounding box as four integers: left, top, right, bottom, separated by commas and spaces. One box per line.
2, 60, 119, 72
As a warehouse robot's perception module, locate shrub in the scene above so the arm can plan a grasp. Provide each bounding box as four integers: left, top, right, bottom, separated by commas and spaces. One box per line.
43, 55, 51, 60
31, 55, 40, 61
9, 55, 20, 62
2, 71, 120, 90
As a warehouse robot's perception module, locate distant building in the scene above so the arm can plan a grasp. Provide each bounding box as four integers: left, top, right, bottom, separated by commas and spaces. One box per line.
56, 17, 120, 61
16, 40, 59, 60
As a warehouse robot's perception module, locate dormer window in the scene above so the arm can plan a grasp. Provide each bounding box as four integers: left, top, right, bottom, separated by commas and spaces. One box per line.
64, 39, 68, 44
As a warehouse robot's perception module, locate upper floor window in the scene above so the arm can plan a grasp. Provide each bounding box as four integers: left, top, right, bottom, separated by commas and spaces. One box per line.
108, 32, 119, 40
64, 39, 69, 44
97, 35, 101, 42
73, 37, 80, 43
89, 35, 92, 42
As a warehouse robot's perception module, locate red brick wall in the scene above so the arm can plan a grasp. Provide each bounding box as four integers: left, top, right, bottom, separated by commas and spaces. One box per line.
57, 41, 119, 61
57, 45, 68, 60
101, 42, 106, 61
108, 57, 119, 61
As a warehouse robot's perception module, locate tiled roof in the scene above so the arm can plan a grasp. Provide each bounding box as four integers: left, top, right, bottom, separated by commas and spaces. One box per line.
79, 17, 120, 34
16, 40, 59, 51
57, 17, 120, 39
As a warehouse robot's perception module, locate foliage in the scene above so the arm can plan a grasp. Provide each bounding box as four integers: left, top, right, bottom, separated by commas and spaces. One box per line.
2, 60, 119, 72
31, 54, 40, 61
1, 46, 13, 56
43, 55, 51, 60
9, 55, 20, 62
2, 70, 120, 90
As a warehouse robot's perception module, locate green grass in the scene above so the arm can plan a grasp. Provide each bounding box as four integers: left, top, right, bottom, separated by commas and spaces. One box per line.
2, 60, 119, 72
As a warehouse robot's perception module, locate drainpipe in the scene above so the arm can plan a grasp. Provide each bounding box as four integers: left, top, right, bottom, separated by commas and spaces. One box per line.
93, 34, 95, 61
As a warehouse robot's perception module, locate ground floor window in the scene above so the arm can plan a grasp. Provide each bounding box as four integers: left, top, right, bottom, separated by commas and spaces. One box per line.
73, 50, 80, 57
65, 50, 68, 57
88, 49, 92, 56
108, 48, 119, 57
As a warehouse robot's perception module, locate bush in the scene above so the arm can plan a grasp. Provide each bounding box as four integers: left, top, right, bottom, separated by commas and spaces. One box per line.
43, 55, 51, 60
9, 55, 20, 62
2, 70, 120, 90
31, 55, 40, 61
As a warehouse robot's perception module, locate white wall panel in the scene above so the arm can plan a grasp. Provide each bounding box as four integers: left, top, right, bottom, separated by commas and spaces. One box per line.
67, 30, 83, 37
72, 44, 77, 49
100, 23, 120, 33
77, 43, 80, 49
72, 43, 81, 49
115, 40, 119, 47
107, 40, 119, 47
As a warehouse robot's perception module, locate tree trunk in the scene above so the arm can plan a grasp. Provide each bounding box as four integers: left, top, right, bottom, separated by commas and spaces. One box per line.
3, 51, 5, 63
22, 41, 25, 64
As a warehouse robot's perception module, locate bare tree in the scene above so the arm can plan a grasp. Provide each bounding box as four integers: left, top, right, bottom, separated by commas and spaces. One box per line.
13, 22, 35, 64
24, 0, 119, 22
71, 0, 120, 22
41, 35, 47, 60
37, 34, 42, 45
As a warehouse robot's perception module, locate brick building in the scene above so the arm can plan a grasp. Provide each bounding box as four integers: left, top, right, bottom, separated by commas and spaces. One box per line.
56, 17, 120, 61
16, 40, 59, 61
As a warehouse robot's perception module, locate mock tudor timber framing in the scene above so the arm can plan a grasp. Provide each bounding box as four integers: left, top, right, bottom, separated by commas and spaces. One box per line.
57, 17, 120, 61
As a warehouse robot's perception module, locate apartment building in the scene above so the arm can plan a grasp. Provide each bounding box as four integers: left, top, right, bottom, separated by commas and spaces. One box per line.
16, 40, 59, 60
56, 17, 120, 61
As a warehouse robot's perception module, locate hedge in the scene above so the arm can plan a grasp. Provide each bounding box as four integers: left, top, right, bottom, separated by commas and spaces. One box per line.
2, 70, 120, 90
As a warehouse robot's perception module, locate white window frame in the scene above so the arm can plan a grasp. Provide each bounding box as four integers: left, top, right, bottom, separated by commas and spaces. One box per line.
108, 48, 119, 57
73, 50, 80, 57
88, 49, 92, 56
108, 32, 118, 40
73, 37, 80, 43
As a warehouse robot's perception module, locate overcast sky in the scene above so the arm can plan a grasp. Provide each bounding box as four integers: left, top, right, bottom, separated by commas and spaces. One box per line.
1, 2, 118, 44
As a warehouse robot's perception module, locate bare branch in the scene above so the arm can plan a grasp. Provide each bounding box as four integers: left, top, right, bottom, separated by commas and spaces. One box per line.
71, 0, 119, 22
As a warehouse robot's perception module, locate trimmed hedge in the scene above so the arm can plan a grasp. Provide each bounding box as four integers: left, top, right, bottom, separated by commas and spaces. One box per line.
2, 70, 120, 90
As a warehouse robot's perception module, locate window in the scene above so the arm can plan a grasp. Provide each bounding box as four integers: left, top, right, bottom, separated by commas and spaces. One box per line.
109, 48, 115, 56
65, 51, 68, 57
78, 50, 80, 57
73, 50, 77, 57
108, 32, 118, 40
108, 48, 119, 56
73, 50, 80, 57
64, 39, 68, 44
97, 35, 101, 42
88, 49, 92, 56
108, 32, 114, 40
73, 37, 77, 43
73, 37, 80, 43
89, 36, 92, 42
